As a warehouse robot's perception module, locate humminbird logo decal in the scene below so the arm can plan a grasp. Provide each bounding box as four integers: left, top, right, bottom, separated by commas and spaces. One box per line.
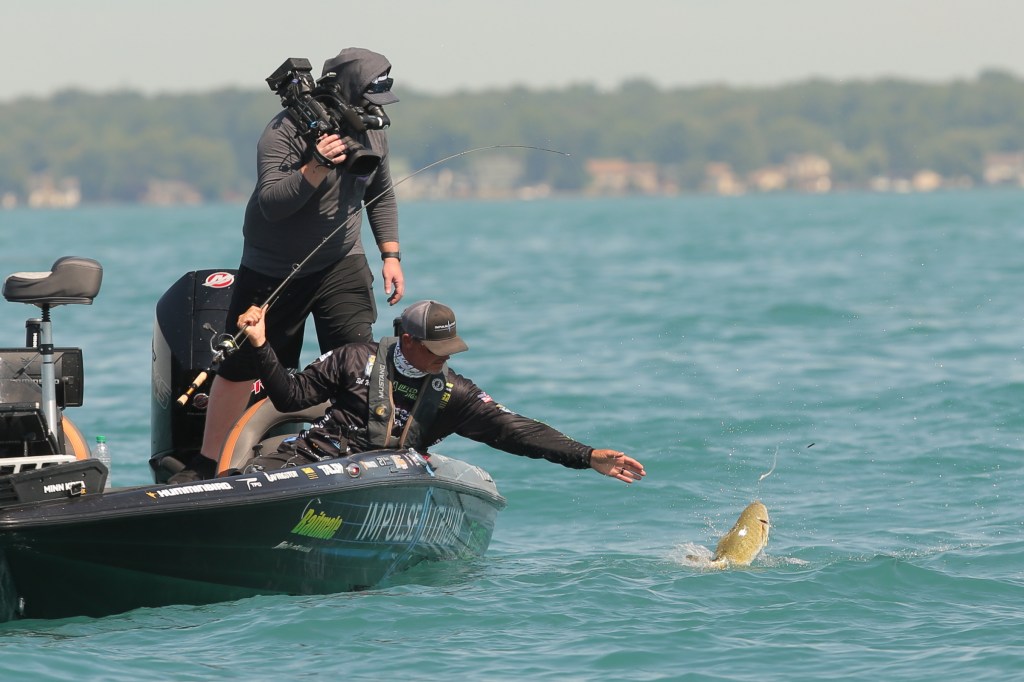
354, 501, 465, 544
146, 481, 233, 498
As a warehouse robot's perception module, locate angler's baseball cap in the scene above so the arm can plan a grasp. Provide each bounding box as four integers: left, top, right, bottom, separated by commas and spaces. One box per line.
400, 300, 469, 356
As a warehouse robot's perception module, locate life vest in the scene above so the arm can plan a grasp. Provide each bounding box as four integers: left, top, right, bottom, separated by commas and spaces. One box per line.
365, 337, 450, 450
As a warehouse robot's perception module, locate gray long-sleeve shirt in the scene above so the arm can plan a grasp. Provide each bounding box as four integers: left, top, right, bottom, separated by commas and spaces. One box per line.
239, 111, 398, 278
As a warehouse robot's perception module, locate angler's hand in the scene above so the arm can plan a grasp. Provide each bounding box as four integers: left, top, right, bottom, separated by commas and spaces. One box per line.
590, 449, 646, 484
237, 305, 268, 348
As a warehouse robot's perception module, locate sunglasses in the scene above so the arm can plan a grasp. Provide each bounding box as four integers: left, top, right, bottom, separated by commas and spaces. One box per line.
366, 77, 393, 94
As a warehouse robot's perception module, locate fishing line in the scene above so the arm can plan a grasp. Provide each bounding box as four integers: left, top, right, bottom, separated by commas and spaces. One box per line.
257, 144, 568, 314
177, 144, 570, 406
756, 442, 812, 484
758, 446, 779, 483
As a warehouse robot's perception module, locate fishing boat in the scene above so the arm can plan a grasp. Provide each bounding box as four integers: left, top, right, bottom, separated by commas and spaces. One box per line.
0, 258, 506, 621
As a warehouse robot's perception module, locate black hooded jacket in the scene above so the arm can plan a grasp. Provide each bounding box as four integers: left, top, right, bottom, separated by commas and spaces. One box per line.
320, 47, 394, 105
240, 48, 398, 279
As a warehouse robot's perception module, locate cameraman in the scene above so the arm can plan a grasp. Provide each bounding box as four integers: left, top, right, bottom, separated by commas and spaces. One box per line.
171, 47, 404, 483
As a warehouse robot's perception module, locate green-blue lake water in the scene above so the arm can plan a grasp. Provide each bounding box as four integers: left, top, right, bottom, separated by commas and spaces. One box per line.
0, 190, 1022, 680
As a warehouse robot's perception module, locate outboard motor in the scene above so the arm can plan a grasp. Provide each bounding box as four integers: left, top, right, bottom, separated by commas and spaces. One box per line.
150, 269, 250, 483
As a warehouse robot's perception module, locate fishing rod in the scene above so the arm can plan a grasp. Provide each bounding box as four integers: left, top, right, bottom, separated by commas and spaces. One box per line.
176, 143, 570, 406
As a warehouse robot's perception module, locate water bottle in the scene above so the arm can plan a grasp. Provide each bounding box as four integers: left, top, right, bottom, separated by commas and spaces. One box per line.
93, 435, 112, 489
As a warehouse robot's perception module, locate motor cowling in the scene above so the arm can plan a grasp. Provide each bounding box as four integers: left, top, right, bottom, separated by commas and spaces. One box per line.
149, 269, 252, 482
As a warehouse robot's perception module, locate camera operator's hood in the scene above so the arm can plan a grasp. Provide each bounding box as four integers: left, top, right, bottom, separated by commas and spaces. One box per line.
321, 48, 398, 106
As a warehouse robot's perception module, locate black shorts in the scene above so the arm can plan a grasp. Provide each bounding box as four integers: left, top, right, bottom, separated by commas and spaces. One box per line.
217, 253, 377, 381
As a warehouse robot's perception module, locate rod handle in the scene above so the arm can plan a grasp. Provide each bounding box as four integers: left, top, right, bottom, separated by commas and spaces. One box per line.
176, 370, 209, 406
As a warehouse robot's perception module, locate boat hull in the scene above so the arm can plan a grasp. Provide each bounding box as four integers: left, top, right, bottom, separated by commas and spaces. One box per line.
0, 449, 504, 621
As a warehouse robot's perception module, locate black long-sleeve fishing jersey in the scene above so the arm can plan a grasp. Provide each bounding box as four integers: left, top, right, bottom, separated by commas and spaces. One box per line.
252, 340, 594, 470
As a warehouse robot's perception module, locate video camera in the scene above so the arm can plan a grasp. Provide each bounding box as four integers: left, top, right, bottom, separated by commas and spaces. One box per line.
265, 57, 391, 176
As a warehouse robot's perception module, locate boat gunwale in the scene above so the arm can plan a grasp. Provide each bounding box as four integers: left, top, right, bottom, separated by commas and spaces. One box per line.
0, 462, 507, 531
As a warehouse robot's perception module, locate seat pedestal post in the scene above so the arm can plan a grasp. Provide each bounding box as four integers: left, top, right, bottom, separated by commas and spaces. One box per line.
38, 306, 59, 443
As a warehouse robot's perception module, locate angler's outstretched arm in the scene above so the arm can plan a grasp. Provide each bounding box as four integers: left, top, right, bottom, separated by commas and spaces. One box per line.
439, 376, 647, 483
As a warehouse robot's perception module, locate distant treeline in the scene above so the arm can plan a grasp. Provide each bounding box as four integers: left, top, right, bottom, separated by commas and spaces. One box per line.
2, 69, 1023, 202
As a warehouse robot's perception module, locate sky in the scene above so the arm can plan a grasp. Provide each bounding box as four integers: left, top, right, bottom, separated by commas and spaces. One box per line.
3, 0, 1024, 101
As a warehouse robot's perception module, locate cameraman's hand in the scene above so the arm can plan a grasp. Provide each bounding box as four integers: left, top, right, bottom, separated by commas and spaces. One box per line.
316, 134, 348, 166
380, 245, 404, 306
303, 134, 347, 182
